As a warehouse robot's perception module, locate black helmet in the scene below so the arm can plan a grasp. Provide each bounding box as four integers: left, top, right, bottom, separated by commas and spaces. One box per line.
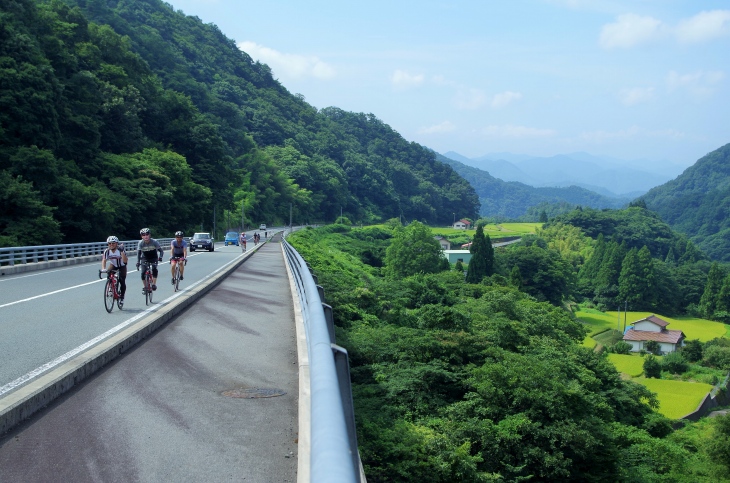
140, 228, 151, 235
175, 230, 184, 237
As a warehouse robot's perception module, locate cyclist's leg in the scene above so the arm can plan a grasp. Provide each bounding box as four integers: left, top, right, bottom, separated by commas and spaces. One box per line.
170, 258, 177, 284
151, 262, 158, 289
119, 265, 127, 299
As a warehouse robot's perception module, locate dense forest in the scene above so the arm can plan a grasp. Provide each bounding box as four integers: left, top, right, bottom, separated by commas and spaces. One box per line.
288, 218, 730, 482
641, 143, 730, 262
437, 153, 629, 219
0, 0, 478, 246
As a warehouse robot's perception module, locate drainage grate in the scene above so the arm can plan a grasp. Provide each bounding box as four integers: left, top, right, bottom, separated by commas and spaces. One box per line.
221, 387, 287, 399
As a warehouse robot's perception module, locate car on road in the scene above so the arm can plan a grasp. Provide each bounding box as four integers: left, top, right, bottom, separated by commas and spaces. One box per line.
224, 231, 239, 246
259, 223, 267, 230
190, 232, 214, 252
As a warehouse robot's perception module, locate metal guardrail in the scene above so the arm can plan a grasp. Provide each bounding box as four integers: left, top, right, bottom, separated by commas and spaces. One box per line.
282, 238, 362, 483
0, 239, 177, 267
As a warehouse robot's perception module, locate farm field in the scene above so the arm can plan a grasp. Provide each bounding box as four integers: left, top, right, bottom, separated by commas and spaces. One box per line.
607, 353, 648, 377
432, 223, 540, 240
638, 377, 713, 419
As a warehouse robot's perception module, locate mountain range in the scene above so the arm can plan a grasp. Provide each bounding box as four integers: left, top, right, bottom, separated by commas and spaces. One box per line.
442, 151, 690, 199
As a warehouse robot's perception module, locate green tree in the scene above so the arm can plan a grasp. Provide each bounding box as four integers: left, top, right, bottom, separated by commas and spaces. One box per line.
643, 354, 661, 378
700, 262, 725, 318
384, 221, 444, 279
618, 246, 655, 310
465, 224, 493, 283
681, 339, 703, 363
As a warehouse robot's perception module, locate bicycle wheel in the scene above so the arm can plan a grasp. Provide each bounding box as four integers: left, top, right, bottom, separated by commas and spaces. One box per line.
104, 278, 115, 313
174, 265, 180, 292
147, 273, 154, 304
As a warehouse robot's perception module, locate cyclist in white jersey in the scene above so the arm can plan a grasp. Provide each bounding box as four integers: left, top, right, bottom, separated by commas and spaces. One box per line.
101, 236, 128, 307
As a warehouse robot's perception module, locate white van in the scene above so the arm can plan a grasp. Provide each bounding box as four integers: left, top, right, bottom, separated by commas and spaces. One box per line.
259, 223, 267, 230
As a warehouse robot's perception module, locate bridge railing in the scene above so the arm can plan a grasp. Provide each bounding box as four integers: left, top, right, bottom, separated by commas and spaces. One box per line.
282, 238, 363, 483
0, 239, 176, 267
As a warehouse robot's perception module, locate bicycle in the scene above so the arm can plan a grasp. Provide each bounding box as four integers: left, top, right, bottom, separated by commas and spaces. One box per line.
137, 261, 158, 305
171, 257, 186, 292
99, 269, 122, 313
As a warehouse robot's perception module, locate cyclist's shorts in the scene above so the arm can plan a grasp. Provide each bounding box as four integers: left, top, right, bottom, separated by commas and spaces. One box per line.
140, 262, 158, 279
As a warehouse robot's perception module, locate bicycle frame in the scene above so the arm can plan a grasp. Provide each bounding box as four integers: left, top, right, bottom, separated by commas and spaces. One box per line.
100, 269, 122, 313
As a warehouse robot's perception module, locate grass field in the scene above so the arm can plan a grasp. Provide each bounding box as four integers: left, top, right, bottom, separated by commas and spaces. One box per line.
638, 377, 713, 419
607, 353, 648, 377
432, 223, 540, 240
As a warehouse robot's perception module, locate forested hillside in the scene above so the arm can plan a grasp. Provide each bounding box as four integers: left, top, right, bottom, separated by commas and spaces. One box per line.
641, 143, 730, 261
288, 222, 730, 482
438, 154, 628, 218
0, 0, 478, 246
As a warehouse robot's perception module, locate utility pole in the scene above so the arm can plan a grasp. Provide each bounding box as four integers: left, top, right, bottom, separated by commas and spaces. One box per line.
289, 203, 293, 228
623, 300, 628, 332
617, 305, 621, 332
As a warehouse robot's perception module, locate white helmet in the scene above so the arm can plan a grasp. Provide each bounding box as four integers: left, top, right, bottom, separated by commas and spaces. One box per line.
106, 236, 119, 244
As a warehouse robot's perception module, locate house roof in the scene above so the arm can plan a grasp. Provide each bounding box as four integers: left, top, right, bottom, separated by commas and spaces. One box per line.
623, 328, 685, 344
458, 219, 471, 225
633, 314, 670, 328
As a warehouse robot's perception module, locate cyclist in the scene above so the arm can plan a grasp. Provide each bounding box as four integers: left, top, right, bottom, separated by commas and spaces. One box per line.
136, 228, 164, 291
240, 231, 247, 252
101, 236, 128, 307
170, 230, 188, 284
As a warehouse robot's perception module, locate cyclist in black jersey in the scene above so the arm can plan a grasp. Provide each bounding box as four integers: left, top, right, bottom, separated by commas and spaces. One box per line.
169, 230, 188, 284
136, 227, 164, 291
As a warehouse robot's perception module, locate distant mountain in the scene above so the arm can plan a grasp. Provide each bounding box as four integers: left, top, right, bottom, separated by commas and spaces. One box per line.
641, 143, 730, 261
442, 151, 685, 198
436, 154, 629, 219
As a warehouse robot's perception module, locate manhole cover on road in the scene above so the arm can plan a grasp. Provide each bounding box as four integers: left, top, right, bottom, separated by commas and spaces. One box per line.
222, 387, 287, 398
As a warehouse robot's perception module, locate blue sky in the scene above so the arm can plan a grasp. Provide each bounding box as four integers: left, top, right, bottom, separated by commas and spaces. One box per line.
167, 0, 729, 172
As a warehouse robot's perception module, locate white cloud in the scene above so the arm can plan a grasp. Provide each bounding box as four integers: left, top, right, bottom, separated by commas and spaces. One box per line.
676, 10, 730, 44
419, 121, 457, 134
667, 70, 725, 98
491, 91, 522, 108
618, 86, 655, 106
454, 88, 487, 110
480, 125, 556, 138
237, 41, 335, 80
581, 126, 687, 143
391, 70, 425, 89
599, 14, 664, 49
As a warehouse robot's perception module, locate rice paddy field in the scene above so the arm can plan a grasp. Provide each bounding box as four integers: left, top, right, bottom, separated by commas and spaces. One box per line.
607, 354, 647, 377
638, 377, 714, 419
432, 222, 540, 241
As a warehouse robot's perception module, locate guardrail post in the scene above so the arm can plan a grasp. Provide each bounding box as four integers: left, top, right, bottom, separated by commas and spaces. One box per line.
332, 344, 361, 483
322, 303, 335, 343
317, 285, 325, 302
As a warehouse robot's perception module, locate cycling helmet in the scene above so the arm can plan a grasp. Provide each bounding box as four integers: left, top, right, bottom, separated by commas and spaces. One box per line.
140, 228, 151, 235
175, 230, 184, 237
106, 235, 119, 243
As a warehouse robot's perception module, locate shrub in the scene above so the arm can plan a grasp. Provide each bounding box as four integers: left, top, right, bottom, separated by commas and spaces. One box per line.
703, 345, 730, 370
610, 341, 632, 354
646, 340, 662, 355
644, 354, 662, 378
661, 351, 688, 374
680, 339, 703, 363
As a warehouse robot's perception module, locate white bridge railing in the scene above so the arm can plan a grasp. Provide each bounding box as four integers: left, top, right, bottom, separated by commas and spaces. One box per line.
0, 239, 176, 267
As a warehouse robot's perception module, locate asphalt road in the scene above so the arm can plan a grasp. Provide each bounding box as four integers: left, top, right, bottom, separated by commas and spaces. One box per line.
0, 242, 246, 390
0, 238, 298, 482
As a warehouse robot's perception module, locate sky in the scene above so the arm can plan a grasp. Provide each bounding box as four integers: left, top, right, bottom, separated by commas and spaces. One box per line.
166, 0, 730, 172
